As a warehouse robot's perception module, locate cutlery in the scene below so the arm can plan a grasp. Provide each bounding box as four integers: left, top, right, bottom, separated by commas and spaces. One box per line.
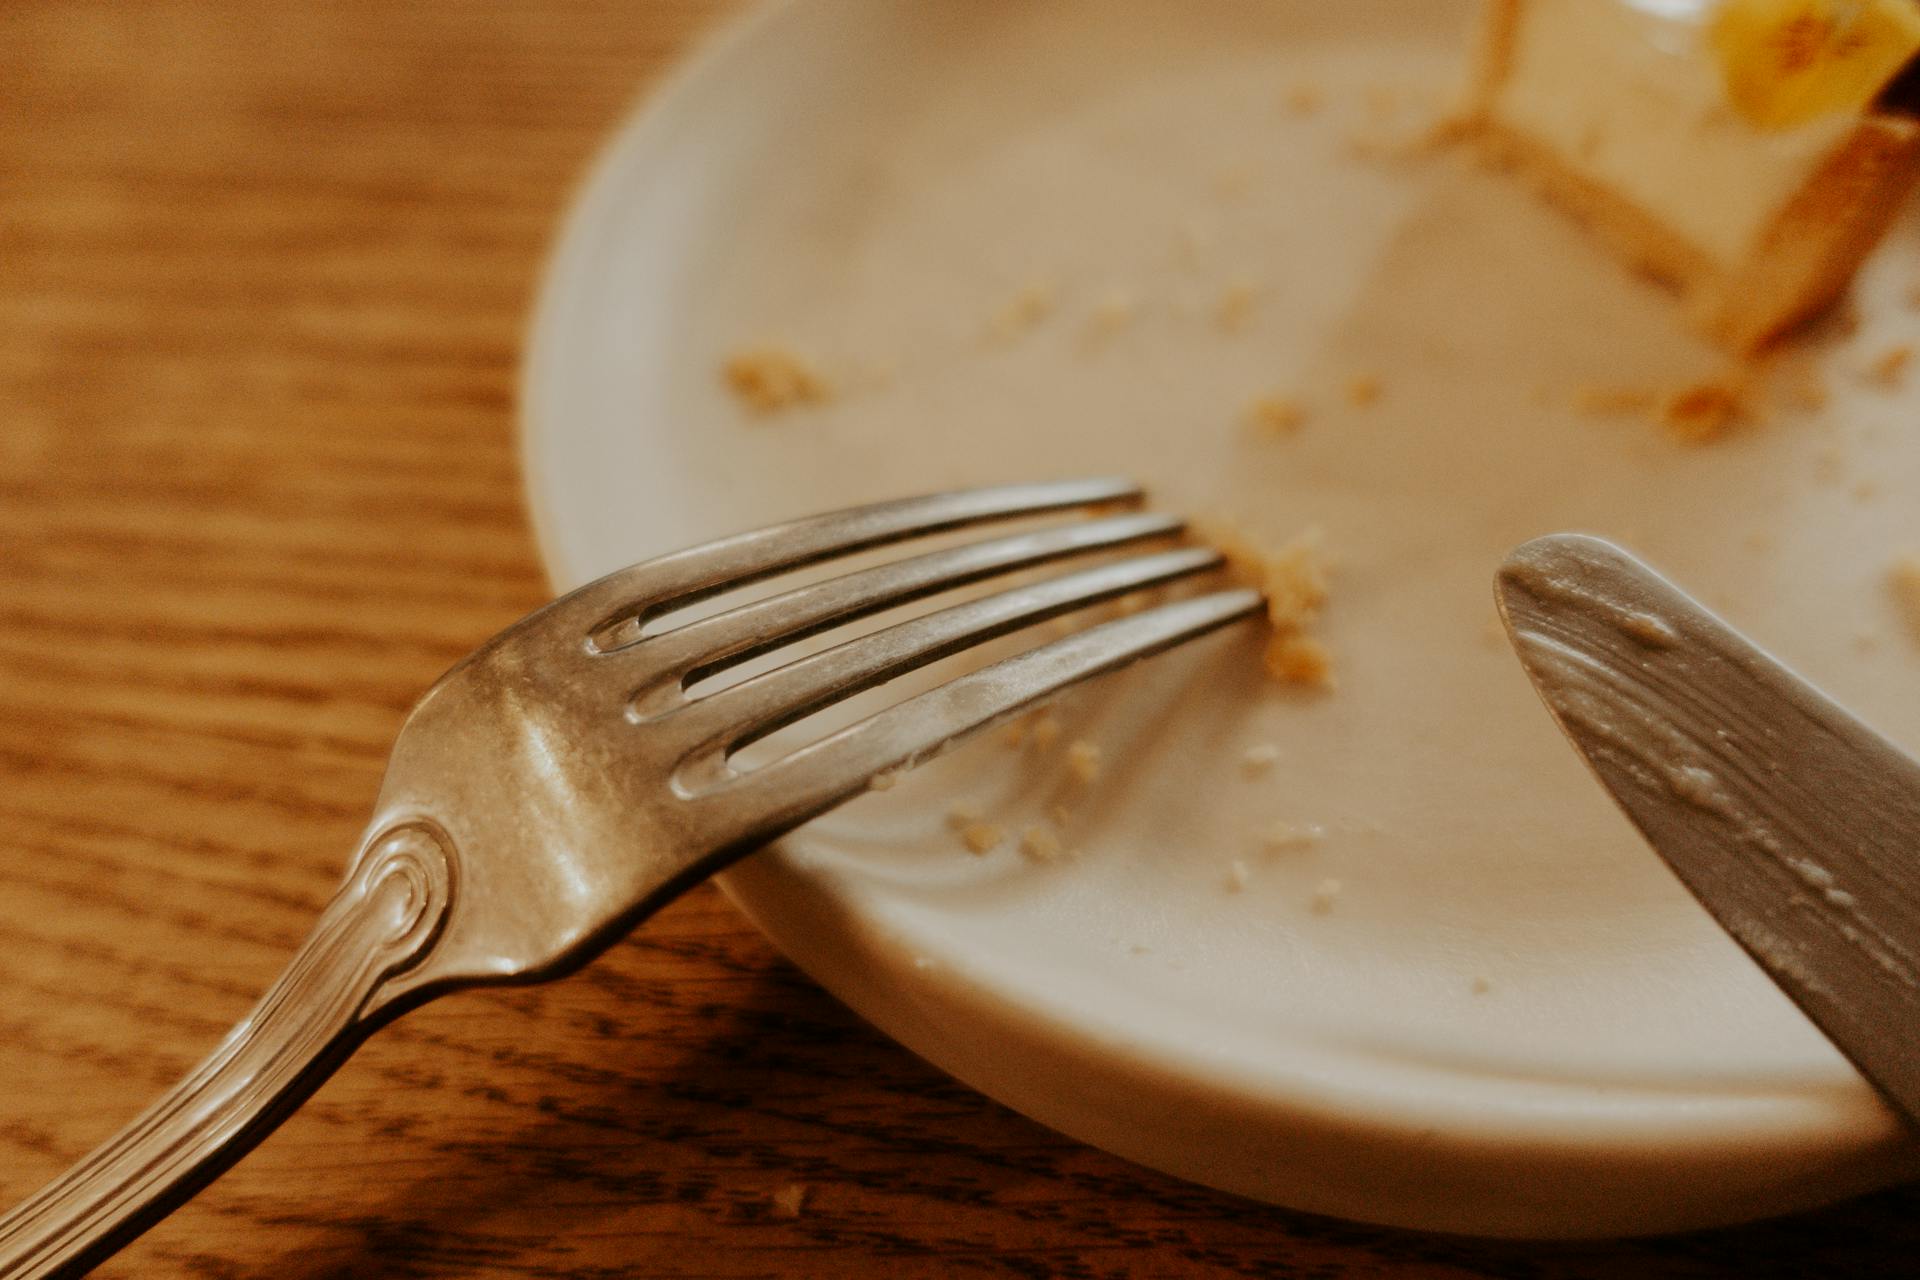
0, 477, 1260, 1279
1497, 532, 1920, 1126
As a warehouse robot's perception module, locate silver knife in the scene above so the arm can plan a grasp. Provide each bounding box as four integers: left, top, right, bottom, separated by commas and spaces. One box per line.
1496, 533, 1920, 1124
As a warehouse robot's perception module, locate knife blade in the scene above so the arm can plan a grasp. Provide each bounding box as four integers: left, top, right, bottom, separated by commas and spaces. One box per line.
1496, 533, 1920, 1124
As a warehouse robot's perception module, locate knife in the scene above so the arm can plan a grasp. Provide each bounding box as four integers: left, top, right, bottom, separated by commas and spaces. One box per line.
1496, 533, 1920, 1125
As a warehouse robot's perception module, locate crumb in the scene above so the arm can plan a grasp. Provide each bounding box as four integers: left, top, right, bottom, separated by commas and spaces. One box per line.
1112, 592, 1151, 618
1470, 976, 1491, 996
1030, 713, 1063, 752
1781, 367, 1829, 412
1309, 877, 1342, 915
1000, 720, 1028, 749
1658, 377, 1746, 444
1363, 85, 1399, 120
1174, 218, 1213, 269
1283, 83, 1323, 115
1048, 803, 1073, 827
723, 346, 832, 414
1258, 529, 1332, 630
1262, 821, 1325, 853
1129, 943, 1151, 955
1742, 530, 1776, 553
1087, 290, 1138, 340
945, 803, 982, 832
1853, 479, 1881, 502
1264, 633, 1335, 687
1892, 553, 1920, 640
1345, 374, 1382, 408
1225, 859, 1251, 893
1855, 629, 1883, 653
1215, 280, 1258, 332
1571, 385, 1658, 416
991, 283, 1057, 339
1240, 743, 1281, 776
1066, 739, 1102, 784
1020, 824, 1065, 862
869, 770, 898, 792
959, 821, 1005, 855
772, 1184, 809, 1219
1213, 164, 1256, 200
1814, 444, 1846, 483
1246, 392, 1307, 436
1867, 344, 1914, 389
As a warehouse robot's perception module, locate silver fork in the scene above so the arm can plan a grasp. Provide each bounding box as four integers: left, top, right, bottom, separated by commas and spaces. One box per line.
0, 477, 1261, 1279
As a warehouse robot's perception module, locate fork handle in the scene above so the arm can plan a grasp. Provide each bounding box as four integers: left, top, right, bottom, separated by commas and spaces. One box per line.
0, 824, 454, 1280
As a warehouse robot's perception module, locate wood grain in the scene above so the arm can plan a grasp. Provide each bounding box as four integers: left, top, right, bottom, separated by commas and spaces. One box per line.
3, 1, 1918, 1275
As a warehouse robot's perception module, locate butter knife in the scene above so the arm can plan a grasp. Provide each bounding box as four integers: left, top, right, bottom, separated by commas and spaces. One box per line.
1496, 533, 1920, 1124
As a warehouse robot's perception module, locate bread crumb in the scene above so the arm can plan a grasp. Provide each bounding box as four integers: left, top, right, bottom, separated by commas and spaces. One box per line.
1241, 743, 1281, 776
1066, 739, 1102, 784
1853, 479, 1881, 502
1225, 859, 1251, 893
959, 821, 1005, 855
991, 283, 1057, 339
1000, 720, 1028, 749
1781, 367, 1830, 411
1246, 393, 1308, 436
1264, 633, 1335, 687
1470, 976, 1492, 996
1263, 821, 1326, 853
1868, 344, 1914, 389
1283, 83, 1324, 115
772, 1184, 809, 1219
1030, 713, 1063, 751
1309, 877, 1342, 915
1048, 803, 1073, 828
1020, 824, 1065, 862
1571, 385, 1658, 416
1742, 530, 1776, 553
1364, 85, 1400, 121
1213, 164, 1256, 200
945, 803, 982, 832
724, 346, 832, 414
1892, 553, 1920, 640
1658, 377, 1746, 444
1345, 374, 1383, 408
1855, 629, 1883, 653
1087, 290, 1138, 340
869, 770, 899, 792
1215, 281, 1258, 332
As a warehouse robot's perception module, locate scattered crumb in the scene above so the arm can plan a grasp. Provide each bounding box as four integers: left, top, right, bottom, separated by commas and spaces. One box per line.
1066, 739, 1103, 784
959, 821, 1005, 855
1470, 976, 1492, 996
1262, 821, 1325, 853
1571, 384, 1658, 416
723, 346, 832, 414
1283, 83, 1323, 116
1087, 290, 1138, 341
912, 954, 934, 971
1363, 85, 1400, 121
1129, 943, 1151, 956
1742, 530, 1776, 554
1174, 218, 1213, 269
869, 770, 898, 792
1215, 280, 1258, 332
1853, 479, 1881, 502
772, 1184, 809, 1219
1213, 164, 1256, 200
945, 803, 982, 832
1264, 633, 1336, 687
1855, 629, 1883, 653
1048, 803, 1074, 828
1246, 392, 1308, 436
1781, 367, 1830, 412
1867, 344, 1914, 389
1020, 824, 1065, 863
1345, 374, 1383, 408
991, 283, 1057, 340
1258, 529, 1332, 630
1892, 553, 1920, 641
1000, 720, 1028, 749
1814, 444, 1846, 483
1658, 377, 1747, 444
1225, 859, 1251, 893
1240, 743, 1281, 776
1309, 877, 1343, 915
1030, 713, 1063, 752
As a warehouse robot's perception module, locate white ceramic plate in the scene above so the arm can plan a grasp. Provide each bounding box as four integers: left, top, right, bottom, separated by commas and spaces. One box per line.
522, 0, 1920, 1237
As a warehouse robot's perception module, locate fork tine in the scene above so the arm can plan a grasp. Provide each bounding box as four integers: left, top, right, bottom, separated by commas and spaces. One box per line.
657, 546, 1226, 757
698, 589, 1264, 849
618, 511, 1187, 711
564, 478, 1144, 646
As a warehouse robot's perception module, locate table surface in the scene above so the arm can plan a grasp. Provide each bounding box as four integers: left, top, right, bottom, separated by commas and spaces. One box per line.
5, 1, 1920, 1275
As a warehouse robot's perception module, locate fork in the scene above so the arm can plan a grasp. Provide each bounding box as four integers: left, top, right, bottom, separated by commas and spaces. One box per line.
0, 477, 1261, 1278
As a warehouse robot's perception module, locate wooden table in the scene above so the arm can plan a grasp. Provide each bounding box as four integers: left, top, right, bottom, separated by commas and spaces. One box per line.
5, 2, 1919, 1275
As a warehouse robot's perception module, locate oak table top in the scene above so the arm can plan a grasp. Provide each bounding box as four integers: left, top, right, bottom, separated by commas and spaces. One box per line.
4, 1, 1918, 1275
